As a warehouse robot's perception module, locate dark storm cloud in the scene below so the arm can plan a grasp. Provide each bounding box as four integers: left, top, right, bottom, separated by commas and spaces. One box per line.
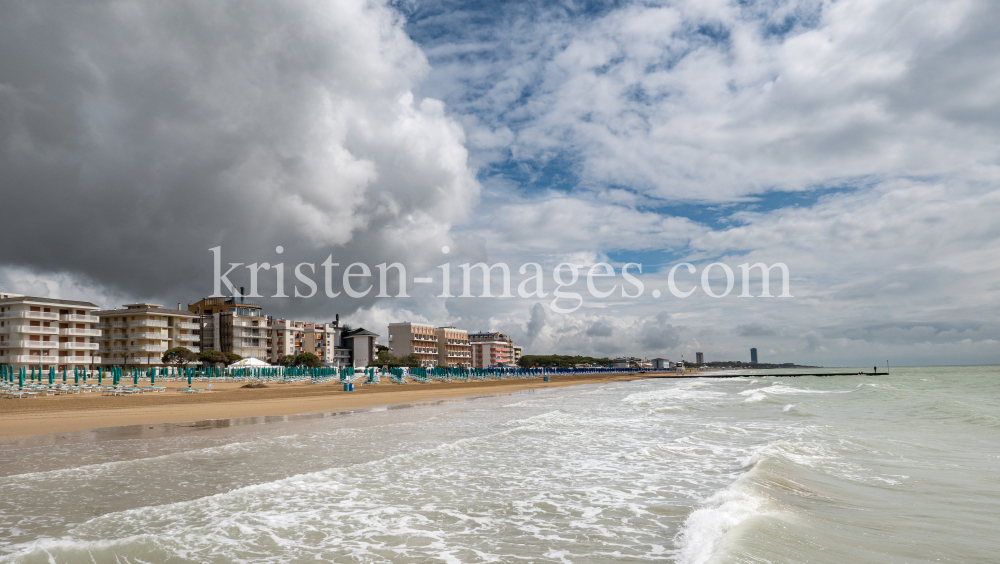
0, 0, 478, 315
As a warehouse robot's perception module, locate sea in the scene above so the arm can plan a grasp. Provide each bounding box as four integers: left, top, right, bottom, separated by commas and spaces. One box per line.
0, 366, 998, 563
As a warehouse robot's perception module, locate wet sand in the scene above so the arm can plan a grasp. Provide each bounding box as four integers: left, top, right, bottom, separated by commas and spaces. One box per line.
0, 373, 671, 440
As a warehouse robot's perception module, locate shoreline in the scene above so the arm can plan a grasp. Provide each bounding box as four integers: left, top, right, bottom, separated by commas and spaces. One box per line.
0, 373, 665, 442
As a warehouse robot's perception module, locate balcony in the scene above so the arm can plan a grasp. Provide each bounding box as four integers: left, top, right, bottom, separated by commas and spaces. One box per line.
61, 314, 99, 323
132, 331, 169, 340
96, 334, 111, 341
95, 322, 111, 329
233, 329, 262, 337
113, 321, 129, 328
0, 340, 58, 348
112, 333, 129, 341
131, 320, 168, 328
176, 322, 200, 329
1, 311, 59, 320
12, 355, 59, 364
98, 347, 112, 354
60, 328, 102, 337
174, 333, 200, 342
59, 342, 99, 351
132, 345, 167, 353
13, 325, 59, 335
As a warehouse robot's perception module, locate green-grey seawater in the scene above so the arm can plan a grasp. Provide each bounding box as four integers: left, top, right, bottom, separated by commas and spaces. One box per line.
0, 366, 997, 563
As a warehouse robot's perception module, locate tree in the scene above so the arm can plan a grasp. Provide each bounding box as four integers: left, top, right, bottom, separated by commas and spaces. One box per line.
199, 349, 227, 366
281, 353, 323, 368
224, 352, 242, 366
370, 352, 422, 368
296, 352, 323, 368
372, 345, 393, 367
162, 347, 197, 371
398, 353, 422, 368
518, 354, 613, 368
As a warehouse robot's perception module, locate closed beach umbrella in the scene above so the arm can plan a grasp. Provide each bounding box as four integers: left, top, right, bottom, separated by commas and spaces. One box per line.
48, 366, 54, 385
187, 370, 192, 388
63, 365, 67, 383
19, 366, 25, 388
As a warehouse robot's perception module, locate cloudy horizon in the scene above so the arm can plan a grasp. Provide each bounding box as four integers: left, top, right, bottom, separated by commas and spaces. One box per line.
2, 0, 999, 367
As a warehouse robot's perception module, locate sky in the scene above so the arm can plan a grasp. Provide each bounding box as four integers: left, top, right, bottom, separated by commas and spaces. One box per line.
2, 0, 999, 366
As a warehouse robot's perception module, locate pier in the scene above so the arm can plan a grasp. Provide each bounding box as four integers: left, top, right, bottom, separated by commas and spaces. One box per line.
650, 370, 885, 379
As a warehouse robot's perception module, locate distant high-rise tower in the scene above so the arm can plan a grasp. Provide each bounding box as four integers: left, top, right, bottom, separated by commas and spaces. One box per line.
750, 348, 758, 364
696, 352, 704, 364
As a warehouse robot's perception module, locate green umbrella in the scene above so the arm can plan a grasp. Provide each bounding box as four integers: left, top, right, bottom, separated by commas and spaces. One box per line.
48, 365, 54, 385
63, 365, 67, 383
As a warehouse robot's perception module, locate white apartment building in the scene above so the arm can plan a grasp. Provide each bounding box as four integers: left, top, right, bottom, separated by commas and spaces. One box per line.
0, 296, 101, 371
469, 331, 516, 368
94, 303, 201, 366
388, 322, 439, 367
435, 326, 472, 368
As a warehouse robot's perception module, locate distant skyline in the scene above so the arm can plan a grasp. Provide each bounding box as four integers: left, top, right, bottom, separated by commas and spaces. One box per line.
2, 0, 999, 367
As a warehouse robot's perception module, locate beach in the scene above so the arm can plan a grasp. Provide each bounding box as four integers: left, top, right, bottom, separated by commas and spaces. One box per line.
1, 366, 998, 564
0, 372, 658, 440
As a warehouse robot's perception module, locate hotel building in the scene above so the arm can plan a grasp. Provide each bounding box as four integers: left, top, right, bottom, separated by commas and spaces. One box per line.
94, 303, 200, 366
469, 331, 516, 368
435, 326, 472, 368
0, 296, 101, 371
267, 315, 379, 368
268, 319, 335, 365
188, 296, 268, 361
340, 327, 378, 368
387, 322, 439, 367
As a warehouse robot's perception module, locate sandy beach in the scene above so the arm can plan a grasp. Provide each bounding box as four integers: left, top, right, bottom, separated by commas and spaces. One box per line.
0, 373, 669, 440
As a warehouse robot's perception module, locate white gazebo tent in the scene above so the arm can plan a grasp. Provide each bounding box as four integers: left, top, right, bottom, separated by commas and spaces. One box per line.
230, 357, 271, 368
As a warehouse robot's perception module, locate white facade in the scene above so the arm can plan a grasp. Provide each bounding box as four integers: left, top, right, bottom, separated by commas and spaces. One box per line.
94, 303, 201, 366
0, 296, 101, 370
